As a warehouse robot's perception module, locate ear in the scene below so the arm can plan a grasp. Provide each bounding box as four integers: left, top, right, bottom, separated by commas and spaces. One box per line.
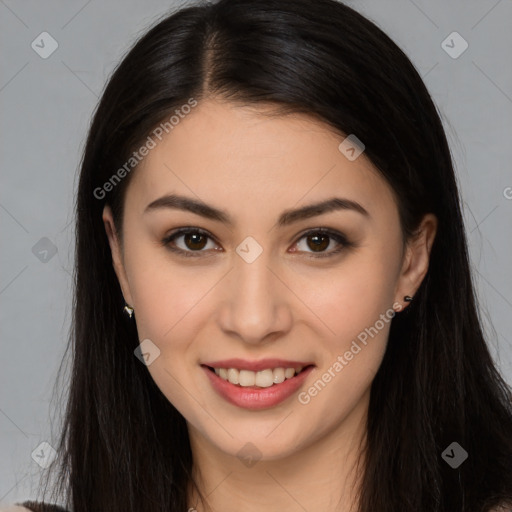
102, 205, 134, 307
394, 213, 437, 310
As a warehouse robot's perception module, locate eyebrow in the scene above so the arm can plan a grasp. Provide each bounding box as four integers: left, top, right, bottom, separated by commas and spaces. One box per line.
144, 193, 370, 227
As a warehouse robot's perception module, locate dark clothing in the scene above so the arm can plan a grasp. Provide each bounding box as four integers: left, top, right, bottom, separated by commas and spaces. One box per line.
16, 501, 69, 512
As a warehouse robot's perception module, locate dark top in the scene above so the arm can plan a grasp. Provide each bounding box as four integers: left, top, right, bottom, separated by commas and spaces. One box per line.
16, 501, 70, 512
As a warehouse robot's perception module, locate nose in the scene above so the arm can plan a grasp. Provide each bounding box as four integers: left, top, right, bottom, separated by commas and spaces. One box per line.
216, 250, 293, 346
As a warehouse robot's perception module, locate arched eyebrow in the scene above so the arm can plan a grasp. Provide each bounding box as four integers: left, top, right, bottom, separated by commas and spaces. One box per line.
144, 193, 370, 227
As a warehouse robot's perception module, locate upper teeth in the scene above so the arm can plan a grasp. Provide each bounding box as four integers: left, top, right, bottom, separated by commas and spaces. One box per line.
214, 366, 303, 388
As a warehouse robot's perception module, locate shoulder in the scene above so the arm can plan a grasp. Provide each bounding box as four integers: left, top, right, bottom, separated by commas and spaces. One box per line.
489, 504, 512, 512
0, 503, 69, 512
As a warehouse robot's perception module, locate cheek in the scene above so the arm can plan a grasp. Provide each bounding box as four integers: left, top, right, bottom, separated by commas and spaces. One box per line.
298, 245, 400, 345
121, 227, 205, 326
294, 274, 395, 436
132, 272, 197, 334
124, 251, 213, 420
292, 243, 400, 404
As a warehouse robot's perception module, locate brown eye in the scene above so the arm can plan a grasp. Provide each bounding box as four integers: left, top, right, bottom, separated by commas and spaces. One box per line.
162, 228, 218, 257
305, 233, 330, 252
182, 232, 208, 250
293, 229, 350, 258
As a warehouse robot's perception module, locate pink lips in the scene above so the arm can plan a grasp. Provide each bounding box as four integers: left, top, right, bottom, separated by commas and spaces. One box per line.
201, 361, 315, 410
201, 358, 314, 372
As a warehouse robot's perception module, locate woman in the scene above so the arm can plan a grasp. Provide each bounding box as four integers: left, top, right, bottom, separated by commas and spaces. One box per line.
6, 0, 512, 510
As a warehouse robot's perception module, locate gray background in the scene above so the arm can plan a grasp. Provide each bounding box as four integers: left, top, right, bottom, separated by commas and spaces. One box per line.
1, 0, 511, 505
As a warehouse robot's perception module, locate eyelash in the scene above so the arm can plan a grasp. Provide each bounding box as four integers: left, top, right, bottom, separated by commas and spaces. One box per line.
161, 227, 353, 259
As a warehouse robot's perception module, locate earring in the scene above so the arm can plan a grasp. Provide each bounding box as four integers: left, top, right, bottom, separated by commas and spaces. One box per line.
404, 295, 413, 302
123, 304, 134, 318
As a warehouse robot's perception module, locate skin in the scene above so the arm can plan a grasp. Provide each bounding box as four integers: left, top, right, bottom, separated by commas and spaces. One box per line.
103, 97, 437, 512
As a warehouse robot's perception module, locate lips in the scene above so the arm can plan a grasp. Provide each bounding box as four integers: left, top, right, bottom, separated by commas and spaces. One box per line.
200, 358, 315, 410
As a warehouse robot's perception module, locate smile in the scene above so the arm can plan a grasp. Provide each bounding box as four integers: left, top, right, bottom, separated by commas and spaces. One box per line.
201, 362, 315, 410
209, 366, 306, 387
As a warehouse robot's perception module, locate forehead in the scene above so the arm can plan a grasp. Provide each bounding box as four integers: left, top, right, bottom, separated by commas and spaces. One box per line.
125, 98, 397, 222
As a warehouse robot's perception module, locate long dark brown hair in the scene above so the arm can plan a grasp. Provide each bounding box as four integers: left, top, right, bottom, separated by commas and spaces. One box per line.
30, 0, 512, 510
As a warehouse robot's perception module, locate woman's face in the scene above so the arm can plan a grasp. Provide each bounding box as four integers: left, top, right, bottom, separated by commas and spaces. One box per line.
104, 98, 436, 461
